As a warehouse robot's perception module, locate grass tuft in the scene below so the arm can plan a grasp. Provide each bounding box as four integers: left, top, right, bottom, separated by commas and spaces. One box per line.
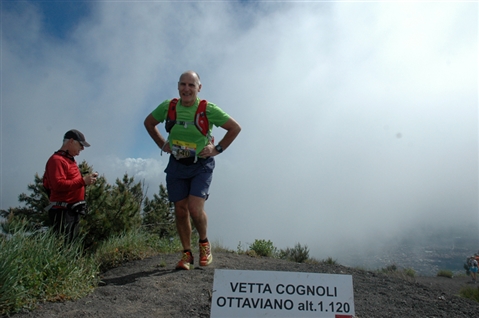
0, 227, 98, 315
279, 243, 310, 263
0, 226, 184, 316
94, 229, 184, 272
459, 285, 479, 302
378, 264, 416, 281
249, 239, 277, 257
322, 257, 338, 265
436, 269, 453, 278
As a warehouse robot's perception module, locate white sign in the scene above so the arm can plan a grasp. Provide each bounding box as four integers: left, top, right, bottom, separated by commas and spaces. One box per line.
210, 269, 355, 318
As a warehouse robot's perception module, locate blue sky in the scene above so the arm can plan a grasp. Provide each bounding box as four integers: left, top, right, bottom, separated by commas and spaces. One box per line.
22, 1, 92, 39
1, 1, 478, 262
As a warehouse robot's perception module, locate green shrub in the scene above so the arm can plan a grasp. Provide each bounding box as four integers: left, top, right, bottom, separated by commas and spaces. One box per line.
403, 268, 416, 278
437, 269, 453, 278
0, 165, 146, 250
0, 227, 98, 315
459, 286, 479, 302
323, 257, 338, 265
94, 229, 182, 272
236, 241, 245, 254
249, 239, 277, 257
378, 265, 415, 281
246, 249, 258, 257
380, 264, 398, 273
279, 243, 310, 263
0, 226, 189, 316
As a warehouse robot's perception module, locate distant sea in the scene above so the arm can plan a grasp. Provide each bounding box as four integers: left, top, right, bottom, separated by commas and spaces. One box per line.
340, 235, 477, 276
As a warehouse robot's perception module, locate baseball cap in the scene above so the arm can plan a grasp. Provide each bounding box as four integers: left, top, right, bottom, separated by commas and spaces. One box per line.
64, 129, 90, 147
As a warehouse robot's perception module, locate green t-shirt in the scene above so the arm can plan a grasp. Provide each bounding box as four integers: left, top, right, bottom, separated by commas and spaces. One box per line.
151, 98, 230, 158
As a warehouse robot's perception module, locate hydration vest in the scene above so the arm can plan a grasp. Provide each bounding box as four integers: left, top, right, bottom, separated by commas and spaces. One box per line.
165, 98, 211, 140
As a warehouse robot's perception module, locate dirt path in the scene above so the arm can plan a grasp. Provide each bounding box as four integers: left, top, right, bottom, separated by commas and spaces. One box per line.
8, 252, 479, 317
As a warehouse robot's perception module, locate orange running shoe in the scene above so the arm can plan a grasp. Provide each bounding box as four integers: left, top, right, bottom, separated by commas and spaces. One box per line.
199, 242, 213, 266
176, 251, 194, 270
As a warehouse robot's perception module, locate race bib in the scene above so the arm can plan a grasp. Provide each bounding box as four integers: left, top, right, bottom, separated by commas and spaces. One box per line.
171, 140, 197, 159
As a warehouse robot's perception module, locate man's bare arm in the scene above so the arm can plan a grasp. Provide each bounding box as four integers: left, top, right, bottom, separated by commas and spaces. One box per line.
144, 114, 171, 153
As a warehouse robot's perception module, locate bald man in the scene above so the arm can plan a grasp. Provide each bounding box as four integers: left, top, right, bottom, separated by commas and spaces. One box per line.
144, 71, 241, 270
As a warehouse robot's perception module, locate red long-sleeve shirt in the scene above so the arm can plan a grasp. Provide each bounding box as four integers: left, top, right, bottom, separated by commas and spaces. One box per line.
45, 151, 86, 203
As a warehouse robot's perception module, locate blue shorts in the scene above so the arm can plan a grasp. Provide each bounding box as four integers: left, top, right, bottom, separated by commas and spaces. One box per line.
471, 267, 478, 273
165, 155, 215, 202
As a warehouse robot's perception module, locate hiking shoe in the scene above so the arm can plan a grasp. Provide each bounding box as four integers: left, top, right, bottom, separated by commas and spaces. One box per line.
199, 242, 213, 266
176, 251, 194, 270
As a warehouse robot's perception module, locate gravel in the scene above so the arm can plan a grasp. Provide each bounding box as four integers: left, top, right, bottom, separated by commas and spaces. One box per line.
9, 252, 479, 318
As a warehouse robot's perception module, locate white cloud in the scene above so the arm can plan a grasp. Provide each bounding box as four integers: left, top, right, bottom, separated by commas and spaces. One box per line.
93, 156, 167, 197
1, 1, 477, 261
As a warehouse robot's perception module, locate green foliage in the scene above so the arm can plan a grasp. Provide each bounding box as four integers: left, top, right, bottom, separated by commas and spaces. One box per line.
245, 249, 259, 257
1, 161, 148, 250
0, 225, 185, 316
249, 239, 277, 257
142, 184, 176, 239
0, 227, 98, 315
236, 241, 245, 254
279, 243, 310, 263
437, 269, 453, 278
18, 172, 50, 212
0, 173, 49, 233
380, 264, 398, 273
379, 264, 416, 281
403, 268, 416, 278
459, 285, 479, 302
82, 172, 144, 249
0, 162, 197, 316
323, 257, 338, 265
0, 212, 33, 235
93, 229, 173, 272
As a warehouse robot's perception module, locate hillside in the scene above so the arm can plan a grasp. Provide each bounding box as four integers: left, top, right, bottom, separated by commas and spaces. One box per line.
9, 252, 479, 318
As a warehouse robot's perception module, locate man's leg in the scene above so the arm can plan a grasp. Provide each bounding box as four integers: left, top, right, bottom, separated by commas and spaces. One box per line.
187, 166, 213, 267
174, 197, 192, 251
63, 210, 80, 244
167, 170, 196, 270
188, 195, 207, 241
48, 208, 63, 234
174, 197, 196, 270
188, 195, 212, 266
169, 158, 214, 269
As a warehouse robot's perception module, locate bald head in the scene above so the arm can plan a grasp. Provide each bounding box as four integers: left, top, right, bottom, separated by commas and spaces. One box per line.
179, 71, 201, 86
177, 71, 202, 106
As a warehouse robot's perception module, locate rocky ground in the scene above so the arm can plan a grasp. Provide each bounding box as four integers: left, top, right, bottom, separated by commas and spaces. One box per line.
7, 252, 479, 318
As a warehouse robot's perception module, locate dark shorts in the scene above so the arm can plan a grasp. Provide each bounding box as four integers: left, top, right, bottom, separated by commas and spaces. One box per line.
165, 155, 215, 202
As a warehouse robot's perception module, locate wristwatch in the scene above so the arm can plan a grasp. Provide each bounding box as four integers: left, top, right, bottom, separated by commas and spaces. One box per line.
215, 144, 224, 153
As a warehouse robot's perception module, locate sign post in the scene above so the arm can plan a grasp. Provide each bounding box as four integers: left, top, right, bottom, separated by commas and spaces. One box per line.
211, 269, 355, 318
